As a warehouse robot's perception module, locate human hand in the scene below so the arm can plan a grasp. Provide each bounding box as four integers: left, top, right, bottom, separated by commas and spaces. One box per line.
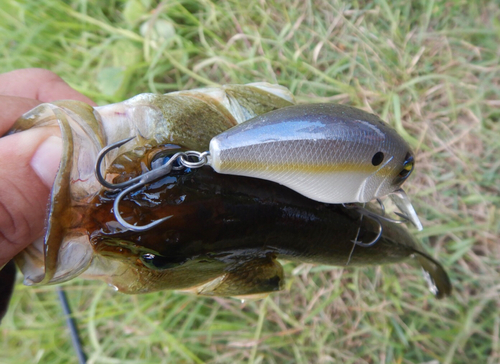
0, 68, 96, 267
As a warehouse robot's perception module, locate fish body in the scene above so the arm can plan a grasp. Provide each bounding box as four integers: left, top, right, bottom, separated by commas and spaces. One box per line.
210, 103, 415, 203
84, 163, 450, 298
4, 83, 449, 302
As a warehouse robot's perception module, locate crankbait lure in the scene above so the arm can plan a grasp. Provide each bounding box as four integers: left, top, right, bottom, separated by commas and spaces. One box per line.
210, 103, 415, 204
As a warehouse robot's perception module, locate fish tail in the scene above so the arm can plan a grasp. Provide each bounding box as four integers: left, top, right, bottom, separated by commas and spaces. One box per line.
412, 251, 452, 299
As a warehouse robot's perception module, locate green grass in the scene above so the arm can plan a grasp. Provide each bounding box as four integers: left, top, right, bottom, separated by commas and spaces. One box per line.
1, 0, 499, 363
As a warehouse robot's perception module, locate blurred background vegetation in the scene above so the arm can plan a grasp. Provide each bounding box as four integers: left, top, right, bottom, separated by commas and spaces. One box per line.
1, 0, 499, 363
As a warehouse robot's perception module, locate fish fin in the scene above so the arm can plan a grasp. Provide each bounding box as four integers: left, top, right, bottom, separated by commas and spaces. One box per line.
412, 251, 452, 299
197, 255, 284, 297
232, 293, 271, 301
0, 260, 17, 324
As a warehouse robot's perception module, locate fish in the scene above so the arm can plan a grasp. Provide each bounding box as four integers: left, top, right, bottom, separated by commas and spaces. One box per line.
82, 162, 451, 298
4, 83, 449, 305
209, 103, 415, 204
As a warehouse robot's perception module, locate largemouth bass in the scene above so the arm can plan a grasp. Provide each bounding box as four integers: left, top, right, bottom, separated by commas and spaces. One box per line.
4, 83, 449, 307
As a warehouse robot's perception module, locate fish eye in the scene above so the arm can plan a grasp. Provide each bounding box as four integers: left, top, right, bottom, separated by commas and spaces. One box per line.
371, 151, 384, 166
140, 253, 184, 270
398, 153, 414, 180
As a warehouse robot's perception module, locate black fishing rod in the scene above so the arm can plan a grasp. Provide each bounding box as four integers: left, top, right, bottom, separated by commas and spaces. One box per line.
57, 286, 87, 364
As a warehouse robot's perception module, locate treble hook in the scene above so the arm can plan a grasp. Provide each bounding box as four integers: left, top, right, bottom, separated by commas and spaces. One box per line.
343, 203, 383, 248
343, 196, 416, 248
113, 177, 173, 231
373, 198, 411, 224
95, 137, 210, 231
95, 137, 139, 190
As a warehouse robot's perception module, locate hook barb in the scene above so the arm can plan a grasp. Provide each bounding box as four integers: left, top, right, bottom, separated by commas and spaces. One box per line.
113, 182, 173, 231
109, 153, 183, 231
95, 137, 210, 231
345, 204, 383, 248
95, 136, 139, 190
343, 193, 420, 249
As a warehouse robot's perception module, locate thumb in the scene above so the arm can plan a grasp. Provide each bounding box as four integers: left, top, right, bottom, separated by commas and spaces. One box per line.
0, 127, 62, 266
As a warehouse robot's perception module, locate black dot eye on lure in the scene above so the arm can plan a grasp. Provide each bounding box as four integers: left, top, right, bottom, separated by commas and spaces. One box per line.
371, 151, 384, 166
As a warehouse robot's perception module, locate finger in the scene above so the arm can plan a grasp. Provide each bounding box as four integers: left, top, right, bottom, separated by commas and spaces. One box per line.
0, 127, 62, 267
0, 68, 96, 106
0, 96, 41, 136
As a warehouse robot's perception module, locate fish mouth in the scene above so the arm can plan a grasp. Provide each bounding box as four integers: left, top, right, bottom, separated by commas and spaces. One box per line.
388, 188, 423, 231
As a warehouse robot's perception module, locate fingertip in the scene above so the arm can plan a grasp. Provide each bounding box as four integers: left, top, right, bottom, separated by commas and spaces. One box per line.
0, 68, 96, 106
41, 74, 97, 106
0, 96, 41, 135
30, 135, 63, 189
0, 127, 62, 260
